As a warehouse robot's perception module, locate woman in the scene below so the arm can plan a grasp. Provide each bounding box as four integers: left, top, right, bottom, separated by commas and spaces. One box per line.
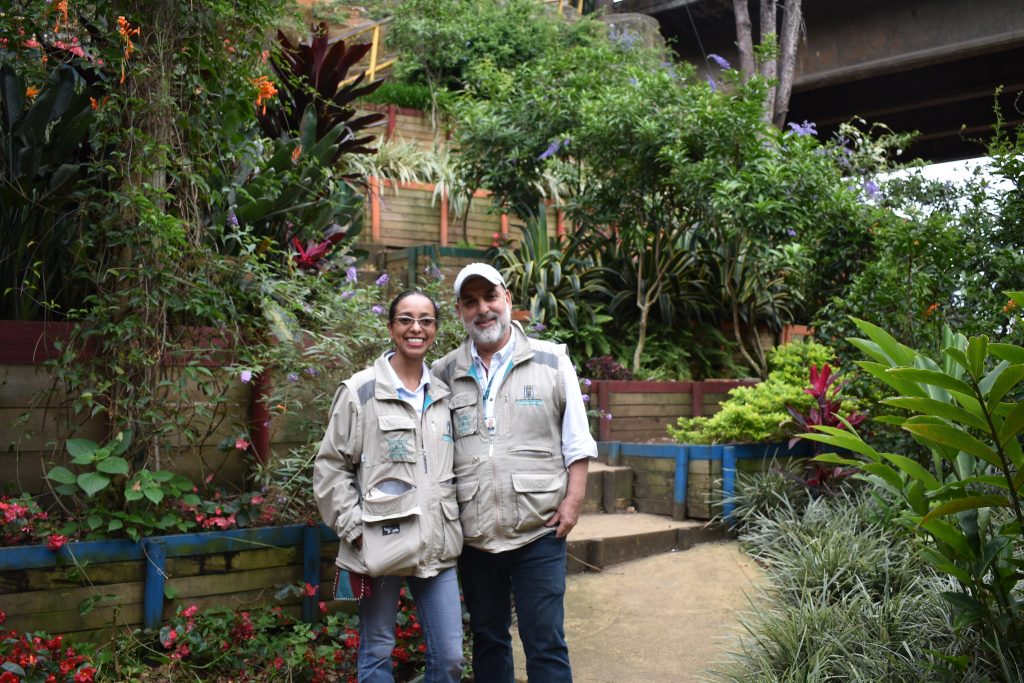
314, 290, 464, 683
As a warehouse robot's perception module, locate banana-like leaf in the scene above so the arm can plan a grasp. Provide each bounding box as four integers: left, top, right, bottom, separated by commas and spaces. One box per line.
919, 517, 973, 557
850, 317, 917, 365
887, 368, 973, 398
985, 364, 1024, 408
881, 396, 989, 432
880, 452, 941, 491
903, 421, 1000, 468
989, 342, 1024, 365
921, 495, 1010, 525
966, 336, 988, 379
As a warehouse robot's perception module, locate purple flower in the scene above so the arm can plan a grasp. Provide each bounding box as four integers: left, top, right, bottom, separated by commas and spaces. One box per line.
425, 264, 443, 281
538, 139, 562, 161
240, 370, 253, 384
708, 53, 730, 70
583, 378, 592, 388
227, 209, 239, 228
304, 367, 320, 377
263, 420, 272, 428
786, 120, 818, 136
287, 372, 299, 383
372, 304, 385, 315
706, 75, 717, 91
603, 413, 613, 421
375, 272, 390, 287
787, 228, 797, 238
582, 394, 590, 403
532, 322, 547, 332
863, 180, 880, 199
346, 266, 358, 283
342, 290, 355, 299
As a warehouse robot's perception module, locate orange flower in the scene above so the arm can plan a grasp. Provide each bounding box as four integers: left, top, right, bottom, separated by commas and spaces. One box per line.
251, 75, 278, 114
53, 0, 69, 32
116, 15, 140, 84
1004, 299, 1018, 314
291, 145, 302, 164
924, 302, 940, 317
25, 85, 41, 98
89, 95, 109, 110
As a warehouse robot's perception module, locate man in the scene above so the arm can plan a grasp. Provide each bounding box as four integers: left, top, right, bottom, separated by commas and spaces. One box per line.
432, 263, 597, 683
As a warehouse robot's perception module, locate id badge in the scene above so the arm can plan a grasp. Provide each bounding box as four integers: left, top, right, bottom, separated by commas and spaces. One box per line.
485, 416, 496, 435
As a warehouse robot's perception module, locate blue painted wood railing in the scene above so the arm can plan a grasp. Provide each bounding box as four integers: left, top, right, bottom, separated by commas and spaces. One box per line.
598, 440, 812, 523
0, 523, 339, 629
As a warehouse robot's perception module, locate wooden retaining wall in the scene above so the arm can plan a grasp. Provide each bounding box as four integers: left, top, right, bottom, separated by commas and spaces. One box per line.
600, 441, 812, 520
0, 525, 342, 642
589, 379, 760, 443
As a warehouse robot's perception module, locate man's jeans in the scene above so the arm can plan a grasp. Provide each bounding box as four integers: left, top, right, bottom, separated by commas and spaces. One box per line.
357, 567, 464, 683
459, 533, 572, 682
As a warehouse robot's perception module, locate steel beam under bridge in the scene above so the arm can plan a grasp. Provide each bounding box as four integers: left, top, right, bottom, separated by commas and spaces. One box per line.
608, 0, 1024, 161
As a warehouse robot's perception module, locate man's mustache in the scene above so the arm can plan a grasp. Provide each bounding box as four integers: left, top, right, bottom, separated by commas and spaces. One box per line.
473, 312, 499, 325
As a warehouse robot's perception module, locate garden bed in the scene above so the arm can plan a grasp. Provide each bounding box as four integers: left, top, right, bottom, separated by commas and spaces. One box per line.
0, 524, 341, 642
598, 440, 812, 520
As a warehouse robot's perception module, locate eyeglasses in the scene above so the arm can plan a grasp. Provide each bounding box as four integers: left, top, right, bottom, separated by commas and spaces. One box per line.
392, 316, 437, 328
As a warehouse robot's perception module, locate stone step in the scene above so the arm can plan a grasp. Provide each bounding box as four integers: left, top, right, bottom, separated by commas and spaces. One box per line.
565, 512, 725, 574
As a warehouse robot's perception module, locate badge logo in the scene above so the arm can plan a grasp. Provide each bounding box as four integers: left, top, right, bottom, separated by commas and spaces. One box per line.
516, 384, 544, 406
386, 436, 411, 461
382, 524, 400, 536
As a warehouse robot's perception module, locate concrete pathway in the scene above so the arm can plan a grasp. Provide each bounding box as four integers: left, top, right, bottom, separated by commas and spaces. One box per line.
512, 541, 766, 682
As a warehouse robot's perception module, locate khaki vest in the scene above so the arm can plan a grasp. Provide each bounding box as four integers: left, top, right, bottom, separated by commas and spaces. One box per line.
314, 353, 462, 578
432, 323, 567, 553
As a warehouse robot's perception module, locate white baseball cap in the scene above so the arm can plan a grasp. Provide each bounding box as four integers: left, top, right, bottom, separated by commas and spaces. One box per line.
453, 263, 506, 298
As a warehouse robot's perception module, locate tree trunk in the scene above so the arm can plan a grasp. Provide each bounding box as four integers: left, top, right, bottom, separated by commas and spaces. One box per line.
759, 0, 778, 122
772, 0, 803, 128
732, 0, 755, 80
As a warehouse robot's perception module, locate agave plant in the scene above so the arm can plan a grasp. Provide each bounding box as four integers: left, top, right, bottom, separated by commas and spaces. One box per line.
492, 210, 602, 336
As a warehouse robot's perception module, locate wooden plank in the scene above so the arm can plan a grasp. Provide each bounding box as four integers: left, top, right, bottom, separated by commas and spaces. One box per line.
6, 602, 143, 634
633, 498, 672, 515
3, 579, 144, 617
0, 364, 66, 405
0, 559, 144, 593
623, 456, 675, 472
602, 404, 691, 418
1, 407, 106, 452
633, 481, 674, 499
166, 565, 302, 599
165, 547, 300, 577
163, 587, 302, 619
607, 393, 692, 407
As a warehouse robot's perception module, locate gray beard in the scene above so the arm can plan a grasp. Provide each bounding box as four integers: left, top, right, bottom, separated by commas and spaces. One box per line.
465, 307, 511, 347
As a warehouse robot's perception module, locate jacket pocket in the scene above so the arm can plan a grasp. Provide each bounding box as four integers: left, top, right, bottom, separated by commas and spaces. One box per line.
376, 414, 418, 464
439, 484, 463, 563
361, 485, 422, 576
450, 392, 479, 439
455, 479, 482, 540
511, 471, 567, 533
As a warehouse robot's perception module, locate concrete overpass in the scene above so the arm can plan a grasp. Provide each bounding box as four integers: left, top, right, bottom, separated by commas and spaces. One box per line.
607, 0, 1024, 161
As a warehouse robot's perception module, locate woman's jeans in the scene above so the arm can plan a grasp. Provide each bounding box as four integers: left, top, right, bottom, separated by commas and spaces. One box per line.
459, 533, 572, 683
357, 567, 464, 683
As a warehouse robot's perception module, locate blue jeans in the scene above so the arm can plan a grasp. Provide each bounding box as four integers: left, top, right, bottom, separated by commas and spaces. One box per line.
357, 567, 464, 683
459, 533, 572, 683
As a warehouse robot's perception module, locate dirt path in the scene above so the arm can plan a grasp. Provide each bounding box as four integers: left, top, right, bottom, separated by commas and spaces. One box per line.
512, 541, 766, 682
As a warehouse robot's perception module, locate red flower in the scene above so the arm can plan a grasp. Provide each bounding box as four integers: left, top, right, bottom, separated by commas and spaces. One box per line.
47, 534, 68, 552
304, 582, 319, 597
181, 605, 198, 618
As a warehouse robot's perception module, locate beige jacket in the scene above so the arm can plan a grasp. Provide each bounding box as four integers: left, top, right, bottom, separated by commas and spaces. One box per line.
432, 323, 568, 553
314, 353, 462, 578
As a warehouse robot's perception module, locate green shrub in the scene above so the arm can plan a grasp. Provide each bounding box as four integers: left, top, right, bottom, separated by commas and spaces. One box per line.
714, 483, 969, 682
361, 81, 434, 111
668, 339, 835, 444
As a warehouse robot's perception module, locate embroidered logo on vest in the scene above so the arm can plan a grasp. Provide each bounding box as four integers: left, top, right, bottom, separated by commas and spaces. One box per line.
516, 384, 544, 406
386, 435, 411, 460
